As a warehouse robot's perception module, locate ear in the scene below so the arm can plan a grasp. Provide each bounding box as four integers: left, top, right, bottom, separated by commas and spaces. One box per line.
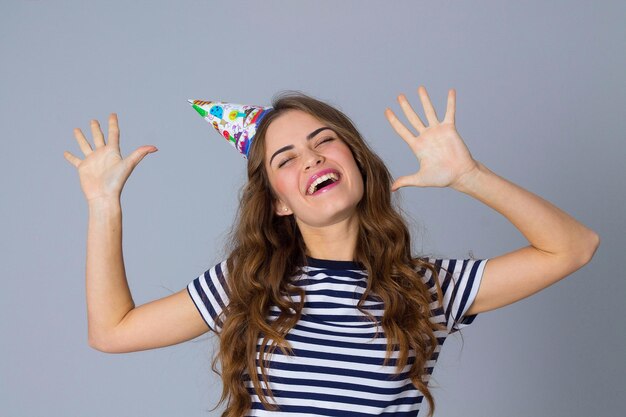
274, 200, 293, 216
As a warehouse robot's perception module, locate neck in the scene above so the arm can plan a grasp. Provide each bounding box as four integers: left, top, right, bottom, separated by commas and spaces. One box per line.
297, 214, 359, 261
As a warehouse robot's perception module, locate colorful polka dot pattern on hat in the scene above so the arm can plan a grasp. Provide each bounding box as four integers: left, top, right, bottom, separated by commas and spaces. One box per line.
188, 99, 273, 159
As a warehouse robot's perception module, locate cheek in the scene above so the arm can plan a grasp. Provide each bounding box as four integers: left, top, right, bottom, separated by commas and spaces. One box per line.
339, 149, 361, 179
273, 177, 287, 195
346, 156, 365, 195
271, 174, 297, 200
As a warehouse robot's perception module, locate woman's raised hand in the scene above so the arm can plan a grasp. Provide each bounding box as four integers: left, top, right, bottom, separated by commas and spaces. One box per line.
63, 114, 158, 202
384, 86, 479, 191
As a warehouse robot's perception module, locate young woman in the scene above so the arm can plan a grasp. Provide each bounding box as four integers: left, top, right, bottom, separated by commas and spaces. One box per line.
63, 86, 600, 417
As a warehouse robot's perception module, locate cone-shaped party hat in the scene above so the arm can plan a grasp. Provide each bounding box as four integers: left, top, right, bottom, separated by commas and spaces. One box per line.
188, 99, 273, 159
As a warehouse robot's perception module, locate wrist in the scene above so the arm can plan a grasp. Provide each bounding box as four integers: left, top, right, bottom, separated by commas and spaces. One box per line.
87, 196, 122, 213
451, 161, 488, 193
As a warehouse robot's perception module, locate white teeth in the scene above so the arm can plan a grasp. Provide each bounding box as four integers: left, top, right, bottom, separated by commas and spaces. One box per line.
307, 172, 339, 195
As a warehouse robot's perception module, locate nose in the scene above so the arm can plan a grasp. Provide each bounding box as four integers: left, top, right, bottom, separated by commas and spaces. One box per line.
303, 149, 324, 171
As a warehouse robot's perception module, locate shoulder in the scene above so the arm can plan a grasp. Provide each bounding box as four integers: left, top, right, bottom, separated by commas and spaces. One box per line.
415, 256, 489, 332
187, 259, 231, 305
186, 259, 230, 332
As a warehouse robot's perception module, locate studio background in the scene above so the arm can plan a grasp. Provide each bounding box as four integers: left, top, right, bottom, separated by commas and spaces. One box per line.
1, 1, 624, 416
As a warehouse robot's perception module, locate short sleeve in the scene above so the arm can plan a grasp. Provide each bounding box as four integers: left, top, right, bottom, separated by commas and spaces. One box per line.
186, 260, 230, 332
420, 257, 488, 334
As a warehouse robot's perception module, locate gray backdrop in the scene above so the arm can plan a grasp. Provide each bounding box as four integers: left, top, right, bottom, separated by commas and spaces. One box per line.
1, 1, 624, 416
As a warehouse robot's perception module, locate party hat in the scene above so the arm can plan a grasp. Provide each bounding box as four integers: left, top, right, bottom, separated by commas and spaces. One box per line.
188, 99, 273, 159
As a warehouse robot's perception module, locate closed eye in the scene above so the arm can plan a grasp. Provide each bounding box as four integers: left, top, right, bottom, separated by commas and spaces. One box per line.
277, 137, 335, 168
278, 156, 294, 168
317, 137, 334, 146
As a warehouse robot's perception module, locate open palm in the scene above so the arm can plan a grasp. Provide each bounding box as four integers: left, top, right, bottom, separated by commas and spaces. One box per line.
63, 114, 157, 202
385, 86, 479, 191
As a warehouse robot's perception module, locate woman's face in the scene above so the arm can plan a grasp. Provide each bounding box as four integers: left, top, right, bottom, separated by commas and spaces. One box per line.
264, 109, 364, 228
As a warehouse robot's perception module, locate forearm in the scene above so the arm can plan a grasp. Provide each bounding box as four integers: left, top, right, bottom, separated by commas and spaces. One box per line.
86, 198, 135, 348
452, 161, 600, 260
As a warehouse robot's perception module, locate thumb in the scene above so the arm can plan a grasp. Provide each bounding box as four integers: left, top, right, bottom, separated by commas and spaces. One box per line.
126, 145, 158, 169
391, 173, 426, 192
391, 175, 414, 192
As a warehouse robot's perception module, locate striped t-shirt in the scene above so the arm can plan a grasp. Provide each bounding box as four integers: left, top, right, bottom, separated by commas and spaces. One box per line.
187, 256, 488, 417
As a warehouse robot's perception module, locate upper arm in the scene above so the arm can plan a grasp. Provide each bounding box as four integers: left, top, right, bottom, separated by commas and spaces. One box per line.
466, 244, 596, 316
94, 288, 210, 353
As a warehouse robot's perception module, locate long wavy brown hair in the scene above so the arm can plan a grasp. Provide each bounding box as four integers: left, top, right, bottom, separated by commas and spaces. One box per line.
213, 91, 448, 417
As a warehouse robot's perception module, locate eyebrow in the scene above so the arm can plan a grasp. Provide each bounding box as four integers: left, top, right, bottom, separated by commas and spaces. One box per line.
269, 126, 335, 166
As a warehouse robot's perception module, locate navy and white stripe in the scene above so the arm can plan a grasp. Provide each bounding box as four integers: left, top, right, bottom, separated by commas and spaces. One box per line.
187, 256, 488, 416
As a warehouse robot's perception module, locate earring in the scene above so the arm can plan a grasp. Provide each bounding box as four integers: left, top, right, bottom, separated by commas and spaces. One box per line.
284, 208, 288, 212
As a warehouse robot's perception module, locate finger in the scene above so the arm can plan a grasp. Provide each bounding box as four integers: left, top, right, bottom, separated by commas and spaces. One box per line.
443, 88, 456, 125
125, 145, 158, 169
63, 150, 82, 168
108, 113, 120, 148
73, 127, 94, 156
391, 174, 423, 192
397, 94, 426, 133
90, 119, 106, 148
417, 85, 439, 126
384, 108, 418, 145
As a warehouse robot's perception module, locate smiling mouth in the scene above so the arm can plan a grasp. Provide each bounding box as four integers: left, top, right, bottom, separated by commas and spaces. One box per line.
307, 172, 341, 195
